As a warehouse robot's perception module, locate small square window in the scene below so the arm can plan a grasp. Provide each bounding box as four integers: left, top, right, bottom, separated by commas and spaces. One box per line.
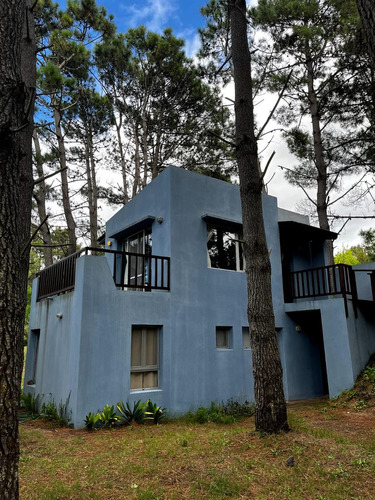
242, 327, 251, 349
216, 327, 231, 349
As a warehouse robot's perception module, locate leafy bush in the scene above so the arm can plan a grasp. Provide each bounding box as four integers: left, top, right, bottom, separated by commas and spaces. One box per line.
144, 400, 165, 424
21, 392, 42, 416
97, 404, 120, 428
363, 366, 375, 383
187, 402, 236, 424
84, 399, 166, 431
117, 400, 146, 425
40, 394, 72, 427
221, 398, 255, 419
187, 400, 254, 424
84, 412, 102, 431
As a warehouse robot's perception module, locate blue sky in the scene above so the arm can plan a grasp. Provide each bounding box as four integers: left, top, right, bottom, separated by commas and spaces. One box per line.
99, 0, 208, 57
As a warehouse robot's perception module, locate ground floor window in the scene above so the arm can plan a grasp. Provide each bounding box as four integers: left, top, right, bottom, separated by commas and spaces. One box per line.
216, 326, 232, 349
242, 327, 251, 349
131, 326, 159, 390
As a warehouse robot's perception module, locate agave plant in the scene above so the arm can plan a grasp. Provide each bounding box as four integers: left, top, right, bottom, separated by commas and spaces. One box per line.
144, 400, 165, 424
84, 412, 102, 431
97, 404, 120, 428
117, 400, 146, 425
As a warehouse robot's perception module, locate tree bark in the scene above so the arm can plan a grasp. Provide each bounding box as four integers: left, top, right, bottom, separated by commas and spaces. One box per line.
0, 0, 35, 497
32, 129, 53, 267
229, 0, 288, 434
356, 0, 375, 69
86, 127, 98, 247
306, 57, 334, 266
115, 118, 129, 204
133, 122, 141, 197
53, 107, 77, 255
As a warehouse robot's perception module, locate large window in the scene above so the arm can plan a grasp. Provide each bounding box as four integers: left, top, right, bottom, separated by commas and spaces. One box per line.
207, 225, 244, 271
131, 326, 159, 390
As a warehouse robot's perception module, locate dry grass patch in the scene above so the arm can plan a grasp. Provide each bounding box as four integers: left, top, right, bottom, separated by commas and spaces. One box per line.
19, 401, 375, 500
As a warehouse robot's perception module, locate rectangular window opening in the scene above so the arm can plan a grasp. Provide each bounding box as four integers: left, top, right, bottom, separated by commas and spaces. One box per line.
242, 327, 251, 349
28, 329, 40, 385
131, 326, 159, 390
123, 228, 152, 288
207, 225, 244, 271
216, 326, 232, 349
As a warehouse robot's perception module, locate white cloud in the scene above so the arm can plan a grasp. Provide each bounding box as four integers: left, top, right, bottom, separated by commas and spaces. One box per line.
126, 0, 177, 32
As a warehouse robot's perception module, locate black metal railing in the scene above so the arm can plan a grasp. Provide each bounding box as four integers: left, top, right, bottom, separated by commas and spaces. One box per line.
37, 247, 170, 301
285, 263, 358, 317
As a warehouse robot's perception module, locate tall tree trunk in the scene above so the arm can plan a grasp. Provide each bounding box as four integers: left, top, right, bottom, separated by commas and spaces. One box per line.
87, 129, 98, 247
0, 0, 35, 497
306, 58, 334, 266
356, 0, 375, 69
133, 122, 141, 198
32, 129, 53, 267
229, 0, 288, 434
142, 107, 149, 187
115, 118, 129, 204
151, 122, 162, 179
53, 107, 77, 255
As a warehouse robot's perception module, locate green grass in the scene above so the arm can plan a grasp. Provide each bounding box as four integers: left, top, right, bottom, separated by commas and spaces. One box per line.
19, 400, 375, 499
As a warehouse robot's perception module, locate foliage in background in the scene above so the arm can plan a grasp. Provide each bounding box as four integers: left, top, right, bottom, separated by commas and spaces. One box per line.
335, 228, 375, 265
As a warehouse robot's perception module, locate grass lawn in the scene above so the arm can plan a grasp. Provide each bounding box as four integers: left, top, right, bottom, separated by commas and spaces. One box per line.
19, 398, 375, 500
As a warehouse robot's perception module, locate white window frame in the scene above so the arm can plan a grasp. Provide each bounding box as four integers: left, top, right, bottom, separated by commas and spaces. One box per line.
207, 225, 244, 272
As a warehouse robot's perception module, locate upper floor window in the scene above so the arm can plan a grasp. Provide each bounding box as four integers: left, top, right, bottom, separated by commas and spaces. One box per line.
123, 228, 152, 255
207, 225, 244, 271
123, 228, 152, 288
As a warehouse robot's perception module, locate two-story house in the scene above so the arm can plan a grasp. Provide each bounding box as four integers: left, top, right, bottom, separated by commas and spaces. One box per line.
24, 167, 375, 427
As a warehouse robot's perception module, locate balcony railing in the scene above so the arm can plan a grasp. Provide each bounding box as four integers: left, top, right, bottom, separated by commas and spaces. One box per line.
285, 263, 358, 317
37, 247, 170, 301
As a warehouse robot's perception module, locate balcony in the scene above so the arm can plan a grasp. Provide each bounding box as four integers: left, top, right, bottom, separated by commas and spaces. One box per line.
36, 247, 170, 301
284, 263, 375, 317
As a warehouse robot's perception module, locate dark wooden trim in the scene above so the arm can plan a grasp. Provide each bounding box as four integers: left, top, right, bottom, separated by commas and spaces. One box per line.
286, 264, 358, 317
36, 247, 170, 300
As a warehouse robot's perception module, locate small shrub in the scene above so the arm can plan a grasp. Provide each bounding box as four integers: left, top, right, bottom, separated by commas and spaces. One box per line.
84, 412, 102, 431
40, 393, 72, 427
187, 402, 236, 424
221, 398, 255, 419
187, 400, 254, 424
21, 392, 41, 416
97, 404, 120, 428
363, 366, 375, 383
144, 400, 165, 424
117, 400, 146, 425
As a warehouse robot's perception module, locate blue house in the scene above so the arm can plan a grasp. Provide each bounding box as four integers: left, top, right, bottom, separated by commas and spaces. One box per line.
24, 167, 375, 427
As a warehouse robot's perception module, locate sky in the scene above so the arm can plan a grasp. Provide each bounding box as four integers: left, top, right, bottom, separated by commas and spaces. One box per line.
60, 0, 374, 249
